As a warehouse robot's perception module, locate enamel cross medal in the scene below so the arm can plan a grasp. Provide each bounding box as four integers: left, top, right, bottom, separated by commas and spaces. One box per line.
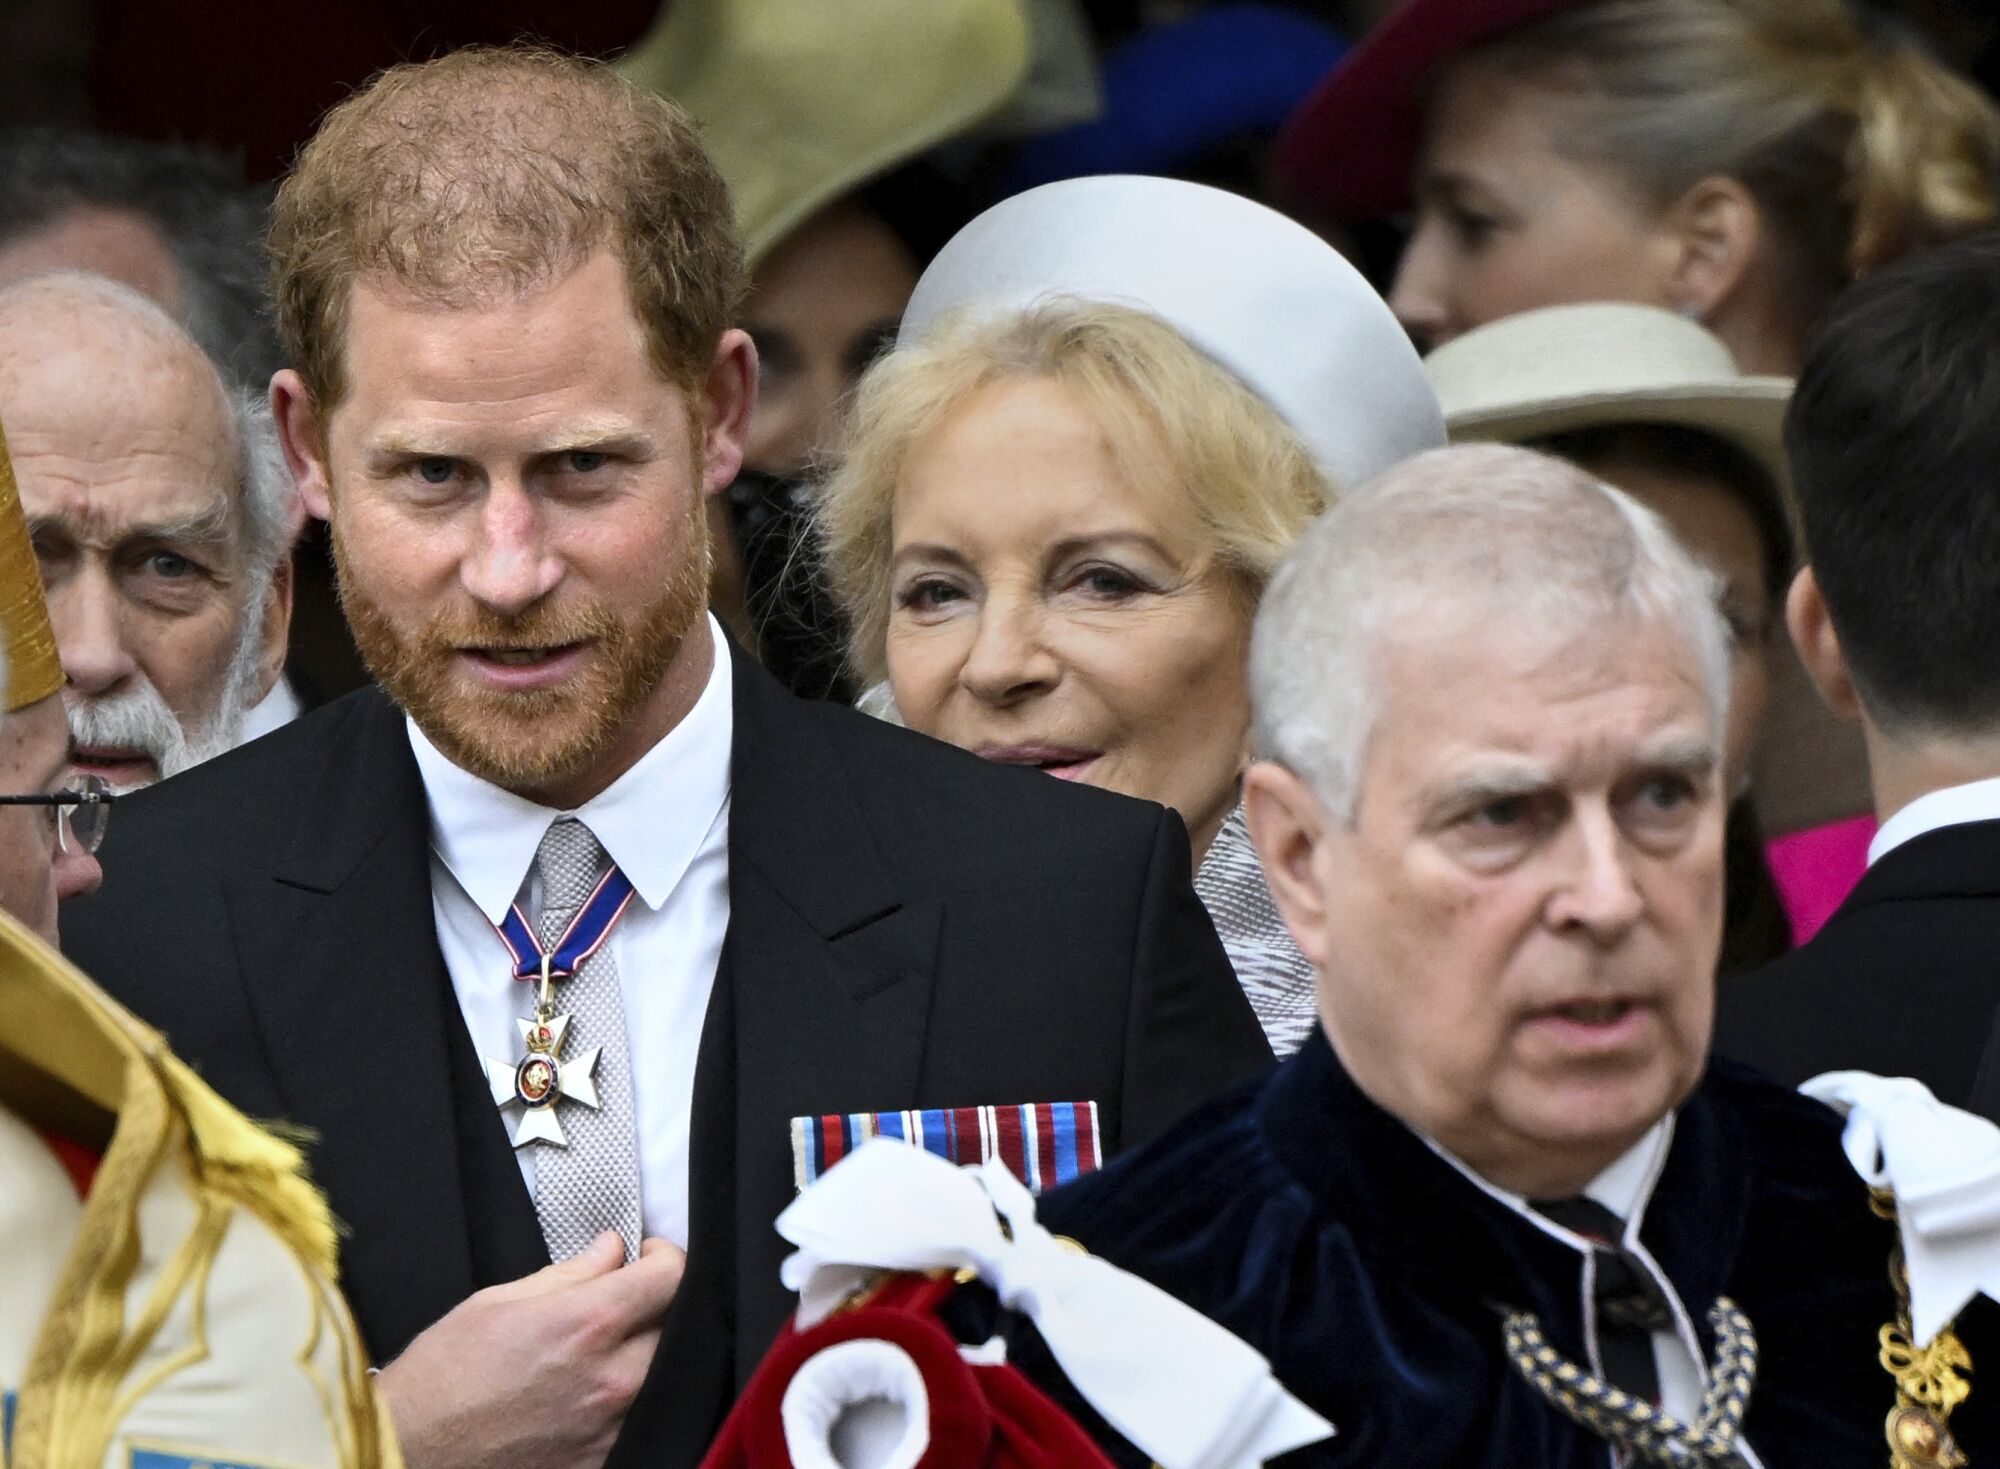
485, 955, 603, 1147
481, 866, 636, 1149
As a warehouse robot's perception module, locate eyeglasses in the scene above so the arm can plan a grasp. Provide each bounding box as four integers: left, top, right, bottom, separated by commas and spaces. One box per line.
0, 775, 116, 855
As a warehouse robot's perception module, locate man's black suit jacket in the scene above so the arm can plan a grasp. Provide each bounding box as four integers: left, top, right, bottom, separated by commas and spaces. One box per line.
1715, 817, 2000, 1119
64, 654, 1272, 1467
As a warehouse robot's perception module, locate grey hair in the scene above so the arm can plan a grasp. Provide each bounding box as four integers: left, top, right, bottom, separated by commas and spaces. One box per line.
1250, 444, 1731, 822
229, 386, 295, 590
0, 270, 296, 590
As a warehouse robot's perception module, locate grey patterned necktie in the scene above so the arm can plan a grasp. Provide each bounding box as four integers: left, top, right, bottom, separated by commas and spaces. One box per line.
528, 817, 643, 1261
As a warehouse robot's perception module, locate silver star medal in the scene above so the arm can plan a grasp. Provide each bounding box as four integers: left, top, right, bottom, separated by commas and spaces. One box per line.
484, 1007, 603, 1149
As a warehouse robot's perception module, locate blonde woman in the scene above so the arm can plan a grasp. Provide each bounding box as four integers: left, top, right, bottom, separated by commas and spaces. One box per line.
1275, 0, 2000, 372
820, 176, 1444, 1056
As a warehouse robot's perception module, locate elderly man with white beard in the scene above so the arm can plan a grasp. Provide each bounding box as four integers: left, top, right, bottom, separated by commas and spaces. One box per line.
0, 270, 295, 791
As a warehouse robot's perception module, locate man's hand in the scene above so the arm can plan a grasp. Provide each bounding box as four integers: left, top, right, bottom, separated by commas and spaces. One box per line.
374, 1231, 685, 1469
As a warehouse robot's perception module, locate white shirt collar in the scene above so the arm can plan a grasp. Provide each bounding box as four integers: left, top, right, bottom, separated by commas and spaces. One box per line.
1868, 773, 2000, 866
1420, 1116, 1676, 1253
409, 614, 733, 922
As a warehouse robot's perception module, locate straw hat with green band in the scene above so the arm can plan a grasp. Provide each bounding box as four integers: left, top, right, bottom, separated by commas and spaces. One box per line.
618, 0, 1034, 266
0, 420, 61, 713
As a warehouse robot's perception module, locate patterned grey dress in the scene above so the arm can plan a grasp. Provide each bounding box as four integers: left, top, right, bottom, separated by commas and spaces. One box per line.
1194, 803, 1318, 1058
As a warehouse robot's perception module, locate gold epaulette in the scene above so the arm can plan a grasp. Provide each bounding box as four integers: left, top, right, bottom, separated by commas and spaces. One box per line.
1873, 1188, 1973, 1468
0, 907, 399, 1469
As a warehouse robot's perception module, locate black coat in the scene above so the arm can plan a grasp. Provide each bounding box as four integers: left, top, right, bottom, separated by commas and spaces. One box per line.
1715, 817, 2000, 1118
63, 655, 1272, 1468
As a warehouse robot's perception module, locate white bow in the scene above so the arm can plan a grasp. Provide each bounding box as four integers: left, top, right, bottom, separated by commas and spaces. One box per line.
777, 1139, 1333, 1469
1803, 1070, 2000, 1345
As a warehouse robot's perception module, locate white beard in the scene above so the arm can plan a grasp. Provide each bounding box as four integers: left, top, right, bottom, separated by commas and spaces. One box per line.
66, 629, 262, 793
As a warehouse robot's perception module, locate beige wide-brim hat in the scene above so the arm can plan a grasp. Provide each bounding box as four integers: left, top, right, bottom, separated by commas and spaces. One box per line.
1424, 302, 1795, 500
619, 0, 1034, 266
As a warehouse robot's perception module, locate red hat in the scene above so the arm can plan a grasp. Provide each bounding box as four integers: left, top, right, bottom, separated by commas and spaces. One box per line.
700, 1274, 1121, 1469
1272, 0, 1585, 220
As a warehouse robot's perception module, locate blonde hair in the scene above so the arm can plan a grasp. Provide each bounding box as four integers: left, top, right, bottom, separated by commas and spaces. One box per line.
270, 44, 744, 413
819, 299, 1332, 687
1467, 0, 2000, 322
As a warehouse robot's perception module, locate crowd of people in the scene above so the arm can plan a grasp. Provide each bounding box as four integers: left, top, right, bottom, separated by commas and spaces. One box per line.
10, 1, 2000, 1466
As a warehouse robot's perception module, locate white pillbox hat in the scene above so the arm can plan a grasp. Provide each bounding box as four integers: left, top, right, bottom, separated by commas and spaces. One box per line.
897, 174, 1445, 491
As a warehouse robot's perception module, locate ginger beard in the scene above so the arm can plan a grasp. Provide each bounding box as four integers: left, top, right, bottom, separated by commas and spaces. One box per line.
335, 486, 712, 795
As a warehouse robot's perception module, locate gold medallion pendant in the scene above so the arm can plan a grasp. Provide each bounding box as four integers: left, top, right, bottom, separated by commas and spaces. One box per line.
484, 1007, 603, 1149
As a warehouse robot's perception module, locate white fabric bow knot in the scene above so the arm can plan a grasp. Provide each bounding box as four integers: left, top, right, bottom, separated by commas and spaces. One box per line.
1803, 1070, 2000, 1345
776, 1138, 1333, 1469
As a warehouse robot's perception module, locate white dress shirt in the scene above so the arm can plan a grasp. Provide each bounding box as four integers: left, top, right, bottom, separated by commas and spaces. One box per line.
239, 675, 302, 742
410, 615, 733, 1248
1869, 773, 2000, 866
1424, 1119, 1765, 1466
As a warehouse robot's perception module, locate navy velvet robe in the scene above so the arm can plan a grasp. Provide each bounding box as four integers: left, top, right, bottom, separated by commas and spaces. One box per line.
1035, 1029, 1998, 1466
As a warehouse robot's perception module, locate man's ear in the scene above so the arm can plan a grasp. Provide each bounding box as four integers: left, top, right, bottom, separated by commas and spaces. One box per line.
1242, 760, 1336, 972
1785, 565, 1864, 721
699, 328, 758, 499
250, 553, 295, 707
271, 369, 333, 522
1660, 174, 1761, 321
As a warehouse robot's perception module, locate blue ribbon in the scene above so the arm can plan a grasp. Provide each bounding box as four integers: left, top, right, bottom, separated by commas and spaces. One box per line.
496, 866, 637, 982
